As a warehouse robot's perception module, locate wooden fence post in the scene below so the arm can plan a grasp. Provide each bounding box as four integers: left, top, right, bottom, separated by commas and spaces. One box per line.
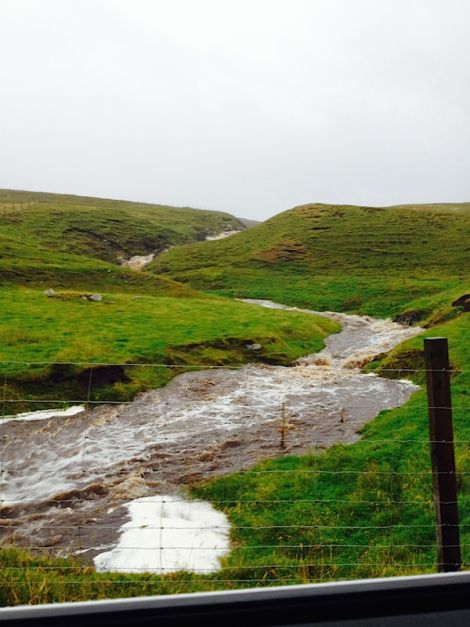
424, 337, 461, 572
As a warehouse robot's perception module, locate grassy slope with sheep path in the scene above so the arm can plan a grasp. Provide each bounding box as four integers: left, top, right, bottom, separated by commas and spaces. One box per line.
152, 202, 470, 322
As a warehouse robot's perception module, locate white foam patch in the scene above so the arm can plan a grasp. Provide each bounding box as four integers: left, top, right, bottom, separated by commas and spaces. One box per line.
2, 405, 85, 423
93, 495, 230, 574
205, 230, 241, 240
121, 253, 155, 270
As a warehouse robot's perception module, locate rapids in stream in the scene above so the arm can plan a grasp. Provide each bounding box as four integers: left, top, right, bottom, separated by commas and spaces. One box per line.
0, 300, 422, 573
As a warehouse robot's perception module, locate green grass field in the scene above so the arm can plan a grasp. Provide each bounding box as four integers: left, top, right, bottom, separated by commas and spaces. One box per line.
0, 286, 337, 413
0, 190, 300, 407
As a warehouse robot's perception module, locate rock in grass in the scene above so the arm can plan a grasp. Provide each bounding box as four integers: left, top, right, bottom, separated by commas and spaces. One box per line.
88, 294, 103, 302
246, 342, 262, 350
44, 289, 55, 297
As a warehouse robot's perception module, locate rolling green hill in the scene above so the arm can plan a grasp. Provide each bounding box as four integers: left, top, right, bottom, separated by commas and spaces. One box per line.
152, 202, 470, 320
0, 189, 246, 264
0, 190, 337, 409
0, 189, 249, 293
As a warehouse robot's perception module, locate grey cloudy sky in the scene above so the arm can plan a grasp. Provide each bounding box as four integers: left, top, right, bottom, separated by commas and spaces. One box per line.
1, 0, 470, 220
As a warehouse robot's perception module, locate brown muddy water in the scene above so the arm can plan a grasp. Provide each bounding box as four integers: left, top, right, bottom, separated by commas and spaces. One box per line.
0, 300, 422, 572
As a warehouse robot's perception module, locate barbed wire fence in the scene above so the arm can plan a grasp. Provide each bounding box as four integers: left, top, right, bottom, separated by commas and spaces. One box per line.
0, 337, 469, 600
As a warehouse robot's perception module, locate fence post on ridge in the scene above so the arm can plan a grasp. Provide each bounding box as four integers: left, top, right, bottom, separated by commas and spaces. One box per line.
424, 337, 461, 572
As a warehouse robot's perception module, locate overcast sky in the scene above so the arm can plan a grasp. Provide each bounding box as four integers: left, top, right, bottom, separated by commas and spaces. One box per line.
1, 0, 470, 220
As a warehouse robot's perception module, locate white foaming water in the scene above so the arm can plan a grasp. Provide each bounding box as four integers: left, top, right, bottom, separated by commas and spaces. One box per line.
120, 253, 155, 270
2, 405, 85, 423
93, 495, 230, 574
205, 230, 242, 241
241, 299, 421, 368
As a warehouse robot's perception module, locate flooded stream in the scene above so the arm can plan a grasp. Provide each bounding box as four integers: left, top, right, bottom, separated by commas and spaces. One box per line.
0, 300, 422, 572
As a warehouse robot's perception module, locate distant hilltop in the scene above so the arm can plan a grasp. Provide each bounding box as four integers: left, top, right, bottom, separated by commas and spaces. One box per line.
0, 188, 252, 267
152, 201, 470, 323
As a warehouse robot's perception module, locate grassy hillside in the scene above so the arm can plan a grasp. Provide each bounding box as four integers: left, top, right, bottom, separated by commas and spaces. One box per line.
0, 189, 246, 263
0, 190, 340, 409
0, 236, 199, 296
0, 286, 338, 413
152, 202, 470, 319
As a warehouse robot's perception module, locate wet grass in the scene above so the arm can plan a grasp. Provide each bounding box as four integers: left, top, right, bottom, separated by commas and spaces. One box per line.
0, 188, 245, 268
152, 202, 470, 318
0, 286, 338, 412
